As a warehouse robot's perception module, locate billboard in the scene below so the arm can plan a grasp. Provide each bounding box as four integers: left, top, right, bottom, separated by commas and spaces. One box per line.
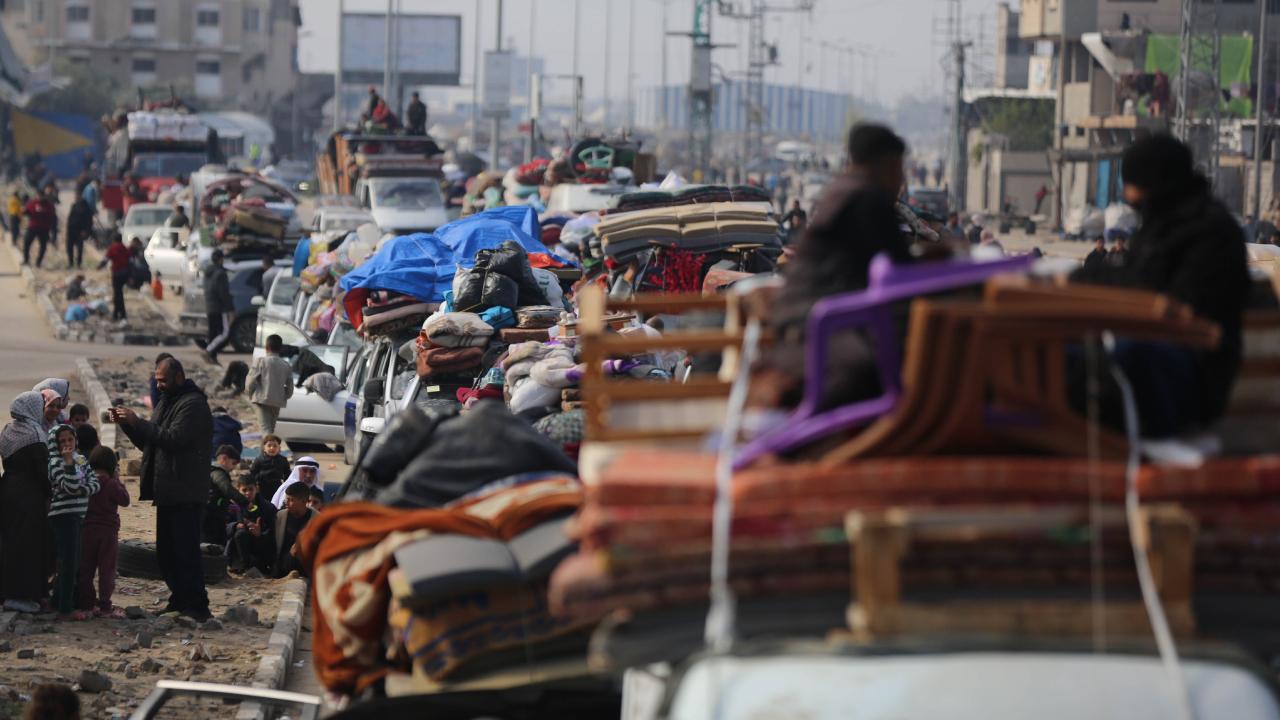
482, 51, 513, 118
341, 13, 461, 86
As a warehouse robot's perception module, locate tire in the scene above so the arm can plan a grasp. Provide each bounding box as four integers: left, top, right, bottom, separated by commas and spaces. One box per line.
230, 315, 257, 354
117, 539, 228, 585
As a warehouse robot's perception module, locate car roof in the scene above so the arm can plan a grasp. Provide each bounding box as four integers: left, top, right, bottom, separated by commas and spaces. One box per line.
127, 203, 170, 213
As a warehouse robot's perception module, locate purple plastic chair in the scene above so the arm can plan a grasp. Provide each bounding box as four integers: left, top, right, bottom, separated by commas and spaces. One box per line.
733, 252, 1035, 469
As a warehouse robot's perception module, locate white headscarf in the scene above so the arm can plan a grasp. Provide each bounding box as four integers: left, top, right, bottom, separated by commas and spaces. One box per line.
270, 456, 320, 508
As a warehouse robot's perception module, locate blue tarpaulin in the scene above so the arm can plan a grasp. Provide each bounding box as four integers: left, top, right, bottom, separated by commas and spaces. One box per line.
339, 207, 554, 329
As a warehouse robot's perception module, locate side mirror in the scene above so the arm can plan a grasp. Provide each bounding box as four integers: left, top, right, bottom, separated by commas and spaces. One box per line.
359, 416, 385, 435
362, 377, 385, 400
250, 296, 265, 307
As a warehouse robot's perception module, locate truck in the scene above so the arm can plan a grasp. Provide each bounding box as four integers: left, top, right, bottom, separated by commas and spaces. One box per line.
316, 131, 448, 235
102, 106, 218, 221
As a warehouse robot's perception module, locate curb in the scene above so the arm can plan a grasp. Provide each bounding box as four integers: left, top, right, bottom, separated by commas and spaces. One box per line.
75, 357, 118, 449
247, 578, 309, 692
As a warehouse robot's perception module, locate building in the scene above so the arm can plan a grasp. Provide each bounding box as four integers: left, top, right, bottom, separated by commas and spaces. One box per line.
635, 82, 854, 141
995, 3, 1033, 90
0, 0, 299, 116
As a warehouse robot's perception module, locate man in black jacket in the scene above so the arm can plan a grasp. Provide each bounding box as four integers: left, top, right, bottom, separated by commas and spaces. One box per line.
406, 92, 428, 135
203, 249, 235, 364
1072, 134, 1249, 437
112, 358, 214, 621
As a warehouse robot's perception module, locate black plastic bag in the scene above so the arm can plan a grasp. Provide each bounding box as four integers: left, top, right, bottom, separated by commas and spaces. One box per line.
479, 241, 548, 307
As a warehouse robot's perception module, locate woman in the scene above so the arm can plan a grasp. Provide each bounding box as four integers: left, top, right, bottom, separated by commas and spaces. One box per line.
39, 389, 63, 431
33, 379, 70, 427
1, 392, 55, 613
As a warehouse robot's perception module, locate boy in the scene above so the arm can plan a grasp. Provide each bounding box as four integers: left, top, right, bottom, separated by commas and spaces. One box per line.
226, 475, 277, 575
248, 434, 291, 502
205, 444, 247, 546
307, 485, 325, 512
7, 188, 22, 245
272, 482, 318, 578
67, 403, 90, 430
79, 446, 130, 618
245, 334, 294, 434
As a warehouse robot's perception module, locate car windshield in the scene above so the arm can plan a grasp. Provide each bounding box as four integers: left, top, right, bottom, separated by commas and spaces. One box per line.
322, 215, 372, 233
132, 152, 207, 179
268, 276, 300, 306
126, 208, 170, 226
371, 179, 444, 210
256, 317, 309, 350
328, 321, 362, 350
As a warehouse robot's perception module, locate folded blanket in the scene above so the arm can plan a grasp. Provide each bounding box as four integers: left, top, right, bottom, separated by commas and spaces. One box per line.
500, 327, 551, 343
422, 312, 494, 348
417, 346, 485, 379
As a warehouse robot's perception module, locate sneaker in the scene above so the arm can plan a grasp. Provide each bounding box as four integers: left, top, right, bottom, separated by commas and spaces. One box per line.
3, 599, 40, 613
181, 608, 212, 623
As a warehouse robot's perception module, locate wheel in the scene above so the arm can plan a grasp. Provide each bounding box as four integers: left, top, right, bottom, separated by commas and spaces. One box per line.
230, 315, 257, 354
117, 539, 228, 585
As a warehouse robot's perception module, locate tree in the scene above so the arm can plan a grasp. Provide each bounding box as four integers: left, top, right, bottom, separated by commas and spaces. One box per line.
973, 97, 1054, 152
27, 60, 127, 119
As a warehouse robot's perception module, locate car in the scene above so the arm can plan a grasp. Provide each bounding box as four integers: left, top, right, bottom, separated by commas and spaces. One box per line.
545, 183, 627, 215
341, 329, 421, 466
121, 202, 172, 246
356, 176, 449, 235
308, 206, 376, 237
251, 269, 300, 323
142, 226, 188, 289
178, 256, 290, 351
249, 315, 357, 448
907, 186, 950, 220
261, 160, 313, 194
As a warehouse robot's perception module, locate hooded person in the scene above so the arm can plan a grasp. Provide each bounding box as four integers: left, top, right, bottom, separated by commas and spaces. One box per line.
270, 456, 320, 509
0, 392, 55, 613
1071, 133, 1249, 437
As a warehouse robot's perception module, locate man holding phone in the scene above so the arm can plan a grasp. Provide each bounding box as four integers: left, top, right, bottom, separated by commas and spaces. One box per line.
111, 357, 214, 622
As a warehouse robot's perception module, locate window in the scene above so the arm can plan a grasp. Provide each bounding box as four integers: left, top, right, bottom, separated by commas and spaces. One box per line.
64, 2, 90, 39
131, 6, 154, 24
195, 58, 222, 98
131, 57, 156, 73
196, 59, 220, 74
131, 56, 156, 86
194, 4, 221, 45
131, 5, 156, 39
65, 5, 87, 21
196, 9, 219, 26
243, 7, 260, 32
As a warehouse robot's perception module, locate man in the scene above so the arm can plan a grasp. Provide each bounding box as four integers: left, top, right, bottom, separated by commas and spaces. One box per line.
406, 92, 428, 135
166, 204, 190, 229
1033, 184, 1048, 215
22, 188, 55, 268
98, 233, 131, 323
271, 482, 317, 578
1083, 236, 1109, 271
1072, 133, 1249, 437
367, 86, 382, 116
203, 250, 235, 364
246, 334, 294, 435
270, 456, 320, 509
81, 176, 99, 210
111, 358, 213, 621
65, 195, 93, 269
1108, 236, 1129, 266
782, 199, 808, 241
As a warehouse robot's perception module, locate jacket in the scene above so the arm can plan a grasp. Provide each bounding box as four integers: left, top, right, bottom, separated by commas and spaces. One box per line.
204, 265, 234, 314
24, 199, 54, 232
120, 380, 213, 507
248, 453, 291, 500
407, 100, 427, 129
1072, 183, 1249, 424
246, 354, 294, 408
273, 506, 317, 575
84, 472, 130, 531
210, 411, 243, 459
47, 424, 99, 519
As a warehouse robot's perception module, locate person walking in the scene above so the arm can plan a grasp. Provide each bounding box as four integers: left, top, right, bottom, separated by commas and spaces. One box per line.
46, 423, 98, 621
7, 189, 22, 245
406, 92, 428, 135
203, 249, 235, 364
245, 334, 293, 434
111, 358, 214, 621
98, 233, 131, 323
0, 392, 55, 614
166, 205, 190, 229
64, 196, 93, 269
22, 188, 55, 268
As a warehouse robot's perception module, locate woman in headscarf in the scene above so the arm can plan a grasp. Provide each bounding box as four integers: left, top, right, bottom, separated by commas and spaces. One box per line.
269, 456, 320, 510
34, 378, 70, 428
1, 392, 55, 613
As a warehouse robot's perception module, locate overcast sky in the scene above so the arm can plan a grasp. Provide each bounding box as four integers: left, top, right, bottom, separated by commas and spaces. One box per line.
298, 0, 1006, 108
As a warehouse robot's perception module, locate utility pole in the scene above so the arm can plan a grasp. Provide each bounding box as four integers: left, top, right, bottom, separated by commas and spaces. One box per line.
604, 0, 613, 131
333, 0, 344, 132
691, 0, 714, 179
526, 0, 537, 163
1176, 0, 1222, 186
471, 0, 483, 153
383, 0, 394, 101
1253, 0, 1268, 218
627, 0, 636, 132
490, 0, 504, 172
660, 0, 670, 131
946, 40, 970, 212
573, 0, 582, 137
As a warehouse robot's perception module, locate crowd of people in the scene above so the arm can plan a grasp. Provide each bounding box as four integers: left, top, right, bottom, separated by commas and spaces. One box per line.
0, 354, 327, 625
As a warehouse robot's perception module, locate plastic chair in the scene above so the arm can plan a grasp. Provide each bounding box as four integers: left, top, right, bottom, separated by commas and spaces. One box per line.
733, 252, 1035, 469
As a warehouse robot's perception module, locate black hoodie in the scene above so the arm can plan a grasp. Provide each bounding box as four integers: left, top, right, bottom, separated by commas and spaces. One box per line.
121, 379, 214, 506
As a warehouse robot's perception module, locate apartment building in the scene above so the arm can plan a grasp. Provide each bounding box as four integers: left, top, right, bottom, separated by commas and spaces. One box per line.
1, 0, 299, 115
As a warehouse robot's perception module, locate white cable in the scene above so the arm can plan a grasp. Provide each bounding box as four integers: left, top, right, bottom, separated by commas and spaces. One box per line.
704, 314, 762, 653
1103, 332, 1196, 720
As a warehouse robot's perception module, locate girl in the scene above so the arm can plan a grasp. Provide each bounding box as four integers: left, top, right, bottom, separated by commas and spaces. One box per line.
46, 424, 99, 620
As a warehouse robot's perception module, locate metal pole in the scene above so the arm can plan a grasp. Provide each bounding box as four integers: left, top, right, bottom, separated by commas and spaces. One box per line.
526, 0, 537, 162
333, 0, 344, 132
383, 0, 393, 100
490, 0, 504, 171
573, 0, 582, 136
627, 0, 635, 132
1254, 1, 1268, 219
471, 0, 483, 153
661, 0, 669, 131
604, 0, 613, 131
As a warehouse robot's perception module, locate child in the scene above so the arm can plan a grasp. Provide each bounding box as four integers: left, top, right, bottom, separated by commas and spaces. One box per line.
78, 446, 129, 618
248, 434, 290, 501
46, 424, 99, 621
246, 334, 294, 434
307, 485, 325, 512
205, 444, 246, 546
226, 475, 277, 575
67, 404, 90, 430
271, 482, 317, 578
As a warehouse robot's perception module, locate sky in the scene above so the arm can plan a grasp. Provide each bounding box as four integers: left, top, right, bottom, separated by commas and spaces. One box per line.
298, 0, 1006, 110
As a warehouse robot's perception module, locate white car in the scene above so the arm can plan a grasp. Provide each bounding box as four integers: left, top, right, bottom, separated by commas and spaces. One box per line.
121, 202, 172, 246
142, 226, 188, 289
356, 176, 448, 236
252, 315, 354, 447
252, 269, 300, 323
308, 206, 375, 236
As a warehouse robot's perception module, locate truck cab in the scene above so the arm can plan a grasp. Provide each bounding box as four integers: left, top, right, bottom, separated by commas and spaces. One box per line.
355, 175, 448, 236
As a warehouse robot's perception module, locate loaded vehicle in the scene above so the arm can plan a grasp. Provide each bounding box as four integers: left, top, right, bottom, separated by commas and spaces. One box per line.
142, 226, 188, 291
119, 202, 171, 247
102, 105, 217, 220
316, 130, 448, 235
